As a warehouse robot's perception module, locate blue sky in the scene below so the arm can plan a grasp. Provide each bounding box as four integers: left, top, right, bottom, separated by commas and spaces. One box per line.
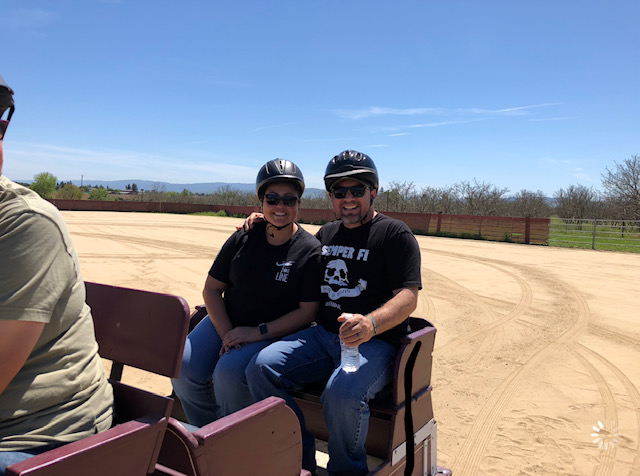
3, 0, 639, 196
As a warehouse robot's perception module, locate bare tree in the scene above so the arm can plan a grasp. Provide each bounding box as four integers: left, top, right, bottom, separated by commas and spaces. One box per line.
381, 181, 418, 212
507, 190, 553, 218
454, 179, 509, 216
414, 185, 459, 214
301, 192, 331, 210
601, 154, 640, 220
553, 184, 601, 219
145, 182, 167, 202
209, 186, 255, 206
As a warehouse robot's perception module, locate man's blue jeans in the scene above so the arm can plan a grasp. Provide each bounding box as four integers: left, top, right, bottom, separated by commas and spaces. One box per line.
171, 316, 276, 427
0, 450, 36, 476
246, 324, 397, 476
0, 443, 62, 476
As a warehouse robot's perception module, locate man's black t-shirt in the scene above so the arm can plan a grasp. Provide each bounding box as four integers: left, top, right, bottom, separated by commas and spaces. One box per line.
315, 213, 422, 346
209, 221, 322, 327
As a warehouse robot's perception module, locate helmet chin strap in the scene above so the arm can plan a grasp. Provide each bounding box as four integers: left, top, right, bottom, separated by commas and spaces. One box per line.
265, 220, 293, 238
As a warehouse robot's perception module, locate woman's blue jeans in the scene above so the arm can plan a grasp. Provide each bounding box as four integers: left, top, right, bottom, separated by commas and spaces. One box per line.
246, 324, 397, 476
171, 316, 276, 427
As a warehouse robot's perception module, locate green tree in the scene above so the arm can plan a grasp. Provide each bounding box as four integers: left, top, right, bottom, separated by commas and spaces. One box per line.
89, 188, 110, 200
30, 172, 58, 199
57, 183, 84, 200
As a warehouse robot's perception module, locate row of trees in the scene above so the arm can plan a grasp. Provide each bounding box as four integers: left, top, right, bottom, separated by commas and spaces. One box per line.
27, 155, 640, 220
26, 175, 139, 201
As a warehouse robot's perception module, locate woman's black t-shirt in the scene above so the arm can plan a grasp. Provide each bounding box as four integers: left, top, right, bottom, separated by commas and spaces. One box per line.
209, 221, 322, 327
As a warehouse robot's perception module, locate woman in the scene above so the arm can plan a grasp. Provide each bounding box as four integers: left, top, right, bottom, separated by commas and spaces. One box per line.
171, 159, 321, 426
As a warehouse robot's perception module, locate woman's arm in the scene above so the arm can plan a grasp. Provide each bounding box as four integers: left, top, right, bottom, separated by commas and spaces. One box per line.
202, 274, 233, 338
221, 301, 319, 349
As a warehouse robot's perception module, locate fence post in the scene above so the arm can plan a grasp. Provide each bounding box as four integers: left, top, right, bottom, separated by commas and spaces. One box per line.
592, 220, 597, 250
436, 212, 442, 234
524, 216, 531, 244
425, 214, 432, 234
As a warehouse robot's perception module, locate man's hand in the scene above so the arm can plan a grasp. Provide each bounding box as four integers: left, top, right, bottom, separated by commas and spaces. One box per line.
236, 212, 265, 231
338, 313, 375, 347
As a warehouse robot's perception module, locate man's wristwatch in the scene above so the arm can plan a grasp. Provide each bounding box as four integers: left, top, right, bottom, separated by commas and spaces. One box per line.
258, 323, 268, 337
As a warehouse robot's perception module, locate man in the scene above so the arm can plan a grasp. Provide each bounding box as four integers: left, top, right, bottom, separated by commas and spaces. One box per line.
0, 74, 114, 474
246, 150, 421, 475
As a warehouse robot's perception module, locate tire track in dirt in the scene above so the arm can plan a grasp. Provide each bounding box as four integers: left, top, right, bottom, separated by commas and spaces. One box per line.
71, 232, 219, 259
421, 266, 505, 368
567, 345, 617, 475
589, 324, 640, 350
572, 342, 640, 473
450, 271, 591, 475
415, 287, 436, 323
422, 249, 533, 357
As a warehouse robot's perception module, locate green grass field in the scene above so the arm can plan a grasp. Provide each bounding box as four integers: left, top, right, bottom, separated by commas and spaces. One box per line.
548, 216, 640, 252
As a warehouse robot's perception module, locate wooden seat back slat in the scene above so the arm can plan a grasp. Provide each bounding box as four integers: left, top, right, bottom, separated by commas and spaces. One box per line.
7, 282, 192, 476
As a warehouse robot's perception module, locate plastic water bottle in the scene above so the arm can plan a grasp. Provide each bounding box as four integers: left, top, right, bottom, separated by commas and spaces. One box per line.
341, 313, 360, 372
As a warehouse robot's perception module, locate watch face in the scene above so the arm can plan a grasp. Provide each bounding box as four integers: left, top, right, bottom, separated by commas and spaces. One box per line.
259, 323, 268, 335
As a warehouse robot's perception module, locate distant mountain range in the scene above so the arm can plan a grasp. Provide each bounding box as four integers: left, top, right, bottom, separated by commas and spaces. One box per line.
60, 179, 327, 197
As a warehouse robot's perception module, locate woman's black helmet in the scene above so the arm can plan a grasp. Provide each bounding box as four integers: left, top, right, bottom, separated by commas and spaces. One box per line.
256, 159, 305, 199
324, 150, 379, 191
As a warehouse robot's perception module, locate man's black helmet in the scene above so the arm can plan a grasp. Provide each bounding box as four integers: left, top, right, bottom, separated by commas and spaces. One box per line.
256, 159, 305, 199
324, 150, 379, 191
0, 73, 15, 112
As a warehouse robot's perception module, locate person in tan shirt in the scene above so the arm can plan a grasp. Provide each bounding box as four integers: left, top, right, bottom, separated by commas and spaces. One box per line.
0, 73, 114, 474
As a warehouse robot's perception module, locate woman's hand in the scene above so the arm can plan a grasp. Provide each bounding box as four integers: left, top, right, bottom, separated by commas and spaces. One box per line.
219, 326, 260, 356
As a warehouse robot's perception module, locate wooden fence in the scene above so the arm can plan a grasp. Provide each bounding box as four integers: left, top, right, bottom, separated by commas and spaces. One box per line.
49, 199, 550, 245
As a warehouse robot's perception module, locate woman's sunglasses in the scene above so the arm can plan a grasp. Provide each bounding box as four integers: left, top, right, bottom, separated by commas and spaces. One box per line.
264, 193, 299, 207
331, 185, 369, 199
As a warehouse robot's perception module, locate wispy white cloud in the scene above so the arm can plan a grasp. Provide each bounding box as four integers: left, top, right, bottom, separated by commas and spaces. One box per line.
336, 107, 445, 120
529, 117, 572, 122
5, 142, 256, 183
338, 103, 561, 121
492, 103, 561, 114
379, 118, 486, 134
407, 120, 482, 129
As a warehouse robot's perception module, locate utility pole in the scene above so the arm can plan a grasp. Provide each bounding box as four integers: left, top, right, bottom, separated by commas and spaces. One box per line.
81, 175, 83, 187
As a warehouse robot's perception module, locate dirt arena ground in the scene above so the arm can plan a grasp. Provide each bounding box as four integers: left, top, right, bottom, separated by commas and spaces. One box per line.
62, 211, 640, 476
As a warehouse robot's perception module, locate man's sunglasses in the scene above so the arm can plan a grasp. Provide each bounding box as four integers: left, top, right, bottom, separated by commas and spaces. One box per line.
264, 193, 299, 207
0, 105, 14, 140
331, 185, 369, 199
